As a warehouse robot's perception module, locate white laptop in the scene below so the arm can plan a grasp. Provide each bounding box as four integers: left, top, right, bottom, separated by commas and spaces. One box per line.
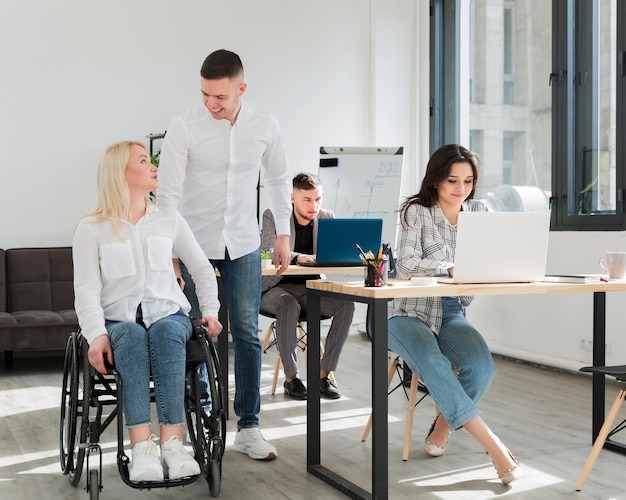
437, 211, 550, 284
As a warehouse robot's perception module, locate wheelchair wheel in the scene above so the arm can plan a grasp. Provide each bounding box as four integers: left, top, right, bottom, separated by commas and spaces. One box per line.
202, 340, 225, 497
60, 334, 78, 474
89, 469, 99, 500
209, 458, 220, 497
186, 326, 226, 498
59, 332, 92, 486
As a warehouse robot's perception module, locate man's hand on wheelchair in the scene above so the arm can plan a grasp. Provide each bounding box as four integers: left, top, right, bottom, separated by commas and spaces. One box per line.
88, 333, 114, 375
201, 316, 223, 338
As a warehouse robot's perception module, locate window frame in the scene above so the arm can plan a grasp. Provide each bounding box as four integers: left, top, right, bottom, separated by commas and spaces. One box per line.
430, 0, 626, 230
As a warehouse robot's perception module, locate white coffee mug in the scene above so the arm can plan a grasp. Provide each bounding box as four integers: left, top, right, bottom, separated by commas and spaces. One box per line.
599, 252, 626, 279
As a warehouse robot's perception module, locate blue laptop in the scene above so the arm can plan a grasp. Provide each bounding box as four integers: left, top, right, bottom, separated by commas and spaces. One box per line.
300, 218, 383, 267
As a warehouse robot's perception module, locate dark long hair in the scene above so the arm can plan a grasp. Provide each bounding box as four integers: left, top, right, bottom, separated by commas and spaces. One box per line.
399, 144, 480, 226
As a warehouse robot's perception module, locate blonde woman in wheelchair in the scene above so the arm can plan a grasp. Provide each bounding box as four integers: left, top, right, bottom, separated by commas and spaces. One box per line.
73, 141, 222, 482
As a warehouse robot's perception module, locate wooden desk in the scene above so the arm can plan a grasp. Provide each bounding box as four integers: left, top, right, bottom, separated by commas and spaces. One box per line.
305, 278, 626, 500
215, 265, 364, 416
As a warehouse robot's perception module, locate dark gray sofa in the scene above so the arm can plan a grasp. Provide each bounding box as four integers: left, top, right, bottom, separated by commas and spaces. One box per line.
0, 247, 78, 367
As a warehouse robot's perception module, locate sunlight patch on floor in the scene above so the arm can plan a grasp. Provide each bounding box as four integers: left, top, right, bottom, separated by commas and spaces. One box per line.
0, 387, 60, 417
0, 439, 123, 473
403, 463, 563, 498
224, 411, 381, 447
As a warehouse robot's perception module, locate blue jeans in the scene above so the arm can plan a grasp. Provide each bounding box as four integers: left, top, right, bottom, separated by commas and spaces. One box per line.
387, 297, 496, 430
181, 249, 262, 429
107, 310, 192, 427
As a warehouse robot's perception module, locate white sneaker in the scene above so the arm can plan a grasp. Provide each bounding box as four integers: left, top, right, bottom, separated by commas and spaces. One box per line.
233, 427, 277, 460
129, 438, 163, 482
161, 435, 201, 479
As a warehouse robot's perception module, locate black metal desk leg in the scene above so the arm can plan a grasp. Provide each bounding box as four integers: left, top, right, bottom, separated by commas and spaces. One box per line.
370, 299, 389, 500
306, 292, 322, 467
591, 291, 606, 443
592, 291, 626, 454
305, 291, 388, 498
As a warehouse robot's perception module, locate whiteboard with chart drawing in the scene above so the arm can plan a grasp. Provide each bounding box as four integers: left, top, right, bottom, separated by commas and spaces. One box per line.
318, 146, 404, 249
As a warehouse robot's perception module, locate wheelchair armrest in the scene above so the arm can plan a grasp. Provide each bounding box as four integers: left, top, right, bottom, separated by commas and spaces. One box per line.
191, 318, 207, 342
187, 318, 210, 367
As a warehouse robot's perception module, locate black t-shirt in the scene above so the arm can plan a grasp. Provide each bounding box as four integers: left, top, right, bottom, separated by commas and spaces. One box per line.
294, 216, 314, 255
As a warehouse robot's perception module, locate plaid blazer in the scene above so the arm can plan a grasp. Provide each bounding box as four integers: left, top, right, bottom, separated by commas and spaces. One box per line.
389, 200, 487, 334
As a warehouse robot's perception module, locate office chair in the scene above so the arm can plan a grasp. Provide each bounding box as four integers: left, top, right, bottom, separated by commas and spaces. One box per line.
360, 304, 433, 461
361, 355, 429, 460
576, 364, 626, 491
260, 310, 335, 395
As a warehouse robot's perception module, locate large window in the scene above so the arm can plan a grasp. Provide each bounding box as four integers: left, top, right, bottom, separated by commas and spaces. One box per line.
552, 0, 623, 229
432, 0, 552, 213
430, 0, 626, 230
470, 0, 552, 212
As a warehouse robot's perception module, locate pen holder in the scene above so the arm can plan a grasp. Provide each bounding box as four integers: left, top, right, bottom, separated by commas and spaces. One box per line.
364, 259, 388, 287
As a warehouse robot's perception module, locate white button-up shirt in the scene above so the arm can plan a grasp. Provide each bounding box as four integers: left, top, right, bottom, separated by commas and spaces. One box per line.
156, 101, 292, 260
73, 204, 219, 345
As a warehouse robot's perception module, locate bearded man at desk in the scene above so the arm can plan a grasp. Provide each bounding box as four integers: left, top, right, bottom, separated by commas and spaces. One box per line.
260, 172, 354, 400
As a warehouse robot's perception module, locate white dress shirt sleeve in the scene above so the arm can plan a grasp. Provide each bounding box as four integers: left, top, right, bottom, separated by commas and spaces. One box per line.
72, 221, 108, 345
263, 115, 292, 236
172, 212, 220, 318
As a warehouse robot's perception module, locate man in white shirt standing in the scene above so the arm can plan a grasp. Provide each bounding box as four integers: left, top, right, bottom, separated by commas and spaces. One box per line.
157, 49, 292, 460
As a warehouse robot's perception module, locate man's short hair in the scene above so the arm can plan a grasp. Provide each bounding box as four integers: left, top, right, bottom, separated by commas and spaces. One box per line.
200, 49, 244, 80
293, 172, 322, 190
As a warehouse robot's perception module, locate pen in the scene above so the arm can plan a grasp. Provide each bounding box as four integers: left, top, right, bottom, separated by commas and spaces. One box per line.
356, 243, 368, 260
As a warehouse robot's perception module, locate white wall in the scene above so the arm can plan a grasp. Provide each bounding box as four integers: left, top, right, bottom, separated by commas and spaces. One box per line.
1, 0, 421, 248
1, 0, 623, 371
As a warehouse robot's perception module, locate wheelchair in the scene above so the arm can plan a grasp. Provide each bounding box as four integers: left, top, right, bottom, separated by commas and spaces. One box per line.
59, 318, 226, 499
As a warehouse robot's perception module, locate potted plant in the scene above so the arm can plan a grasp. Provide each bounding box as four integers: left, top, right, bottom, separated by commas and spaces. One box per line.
260, 250, 272, 268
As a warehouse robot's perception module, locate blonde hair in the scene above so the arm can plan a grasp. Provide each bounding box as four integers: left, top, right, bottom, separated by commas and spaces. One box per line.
85, 141, 148, 234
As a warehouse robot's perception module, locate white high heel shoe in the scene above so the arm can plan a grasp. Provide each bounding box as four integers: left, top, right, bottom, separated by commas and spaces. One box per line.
423, 415, 450, 457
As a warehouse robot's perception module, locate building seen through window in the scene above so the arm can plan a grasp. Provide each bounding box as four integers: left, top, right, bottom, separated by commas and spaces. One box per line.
468, 0, 553, 213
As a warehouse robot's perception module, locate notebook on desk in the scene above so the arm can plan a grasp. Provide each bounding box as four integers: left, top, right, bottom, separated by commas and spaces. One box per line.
299, 218, 383, 267
437, 211, 550, 284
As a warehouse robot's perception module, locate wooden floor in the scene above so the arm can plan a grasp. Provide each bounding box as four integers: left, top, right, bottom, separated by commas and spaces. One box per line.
2, 328, 626, 500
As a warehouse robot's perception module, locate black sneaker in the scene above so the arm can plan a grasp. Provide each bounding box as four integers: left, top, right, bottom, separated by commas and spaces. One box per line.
284, 377, 307, 400
320, 377, 341, 399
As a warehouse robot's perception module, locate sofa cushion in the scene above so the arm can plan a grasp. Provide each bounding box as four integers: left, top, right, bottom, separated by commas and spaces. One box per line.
0, 312, 16, 326
6, 247, 75, 313
0, 326, 76, 352
12, 309, 78, 326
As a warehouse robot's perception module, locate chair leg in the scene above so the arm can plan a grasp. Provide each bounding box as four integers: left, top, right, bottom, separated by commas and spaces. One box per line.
576, 388, 626, 491
261, 322, 275, 353
301, 329, 308, 364
297, 323, 307, 350
271, 350, 281, 395
261, 321, 283, 395
362, 357, 399, 442
402, 372, 419, 461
